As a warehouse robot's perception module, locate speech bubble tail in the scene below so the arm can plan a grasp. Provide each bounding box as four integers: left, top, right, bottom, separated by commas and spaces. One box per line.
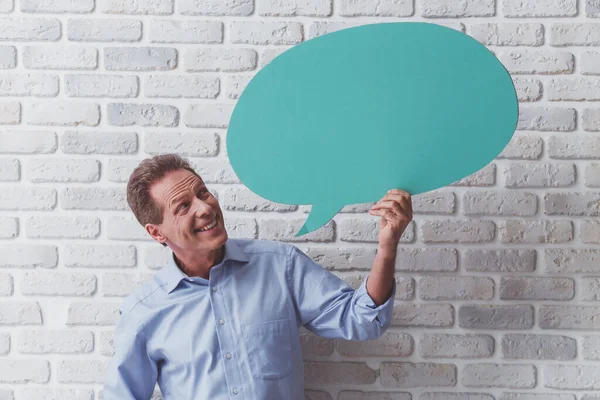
296, 203, 342, 237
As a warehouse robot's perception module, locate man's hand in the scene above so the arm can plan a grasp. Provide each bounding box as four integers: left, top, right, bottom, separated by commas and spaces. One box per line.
368, 189, 413, 251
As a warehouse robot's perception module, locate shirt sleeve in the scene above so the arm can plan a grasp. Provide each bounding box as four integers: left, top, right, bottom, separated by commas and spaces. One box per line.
286, 245, 396, 341
103, 309, 158, 400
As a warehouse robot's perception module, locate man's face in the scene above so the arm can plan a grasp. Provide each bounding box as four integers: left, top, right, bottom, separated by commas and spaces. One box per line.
146, 169, 228, 253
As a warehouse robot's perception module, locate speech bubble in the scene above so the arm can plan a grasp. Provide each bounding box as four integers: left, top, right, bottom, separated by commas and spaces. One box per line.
227, 22, 518, 237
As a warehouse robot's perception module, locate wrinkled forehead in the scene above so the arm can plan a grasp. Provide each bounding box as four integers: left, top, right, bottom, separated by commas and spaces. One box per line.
151, 169, 204, 211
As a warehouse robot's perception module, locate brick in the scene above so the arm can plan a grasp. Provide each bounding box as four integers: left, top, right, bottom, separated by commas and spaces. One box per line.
0, 245, 57, 268
0, 302, 42, 325
145, 75, 219, 98
421, 220, 495, 243
184, 48, 256, 72
500, 393, 575, 400
22, 0, 93, 12
22, 271, 96, 296
106, 216, 151, 241
337, 332, 413, 357
0, 17, 60, 41
582, 221, 600, 243
305, 391, 332, 400
0, 158, 19, 181
0, 102, 19, 124
62, 131, 137, 154
392, 304, 454, 328
23, 45, 97, 69
583, 109, 600, 131
184, 104, 232, 128
588, 0, 600, 16
179, 0, 253, 15
513, 78, 542, 101
98, 0, 173, 14
26, 216, 98, 239
540, 305, 600, 330
422, 0, 494, 17
450, 164, 496, 186
551, 23, 600, 46
68, 19, 141, 42
469, 23, 544, 46
226, 75, 252, 99
28, 102, 100, 126
17, 330, 93, 354
422, 394, 494, 400
19, 389, 94, 400
0, 217, 17, 238
340, 391, 411, 400
504, 163, 575, 188
0, 72, 58, 96
462, 364, 536, 388
0, 360, 49, 383
549, 78, 600, 101
304, 362, 376, 385
145, 132, 218, 157
0, 333, 8, 355
302, 247, 375, 271
0, 187, 56, 210
0, 0, 11, 13
342, 274, 414, 301
299, 331, 333, 359
61, 187, 127, 210
549, 136, 600, 159
339, 219, 414, 243
582, 277, 600, 300
498, 51, 573, 74
502, 334, 576, 360
143, 245, 171, 269
57, 360, 108, 383
459, 305, 534, 329
420, 334, 494, 359
105, 158, 140, 182
27, 158, 100, 183
412, 191, 455, 214
339, 0, 410, 16
258, 218, 334, 242
222, 187, 296, 212
380, 363, 456, 388
497, 135, 543, 159
464, 191, 537, 216
503, 0, 576, 16
0, 273, 13, 295
64, 244, 136, 268
545, 193, 600, 216
546, 249, 600, 273
0, 46, 16, 68
0, 389, 11, 400
107, 103, 178, 126
0, 131, 56, 154
419, 277, 494, 300
583, 336, 600, 361
224, 217, 257, 239
230, 21, 303, 45
65, 74, 138, 97
99, 331, 114, 356
501, 276, 574, 300
102, 272, 152, 297
499, 220, 573, 244
67, 302, 120, 326
105, 47, 176, 71
519, 107, 576, 131
582, 52, 600, 75
545, 365, 600, 389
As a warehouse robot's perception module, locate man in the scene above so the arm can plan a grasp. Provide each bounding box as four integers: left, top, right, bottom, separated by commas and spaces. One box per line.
104, 153, 413, 400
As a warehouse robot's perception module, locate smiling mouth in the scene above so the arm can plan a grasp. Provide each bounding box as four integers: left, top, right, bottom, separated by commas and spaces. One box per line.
194, 218, 218, 233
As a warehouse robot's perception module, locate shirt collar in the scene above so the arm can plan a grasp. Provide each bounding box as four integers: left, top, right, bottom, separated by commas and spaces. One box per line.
157, 239, 250, 294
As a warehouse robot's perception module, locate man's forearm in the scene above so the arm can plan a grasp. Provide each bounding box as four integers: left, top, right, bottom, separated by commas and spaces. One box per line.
366, 244, 397, 306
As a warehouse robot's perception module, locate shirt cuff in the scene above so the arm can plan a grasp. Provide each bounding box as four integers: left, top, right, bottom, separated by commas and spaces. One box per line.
354, 274, 396, 326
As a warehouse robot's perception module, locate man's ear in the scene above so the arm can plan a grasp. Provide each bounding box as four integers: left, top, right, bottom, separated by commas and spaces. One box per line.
145, 223, 167, 245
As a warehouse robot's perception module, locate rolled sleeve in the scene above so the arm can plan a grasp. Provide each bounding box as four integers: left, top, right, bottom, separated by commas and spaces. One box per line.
354, 274, 396, 328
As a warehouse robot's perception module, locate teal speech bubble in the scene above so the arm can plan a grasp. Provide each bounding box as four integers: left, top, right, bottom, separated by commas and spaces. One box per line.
227, 22, 518, 237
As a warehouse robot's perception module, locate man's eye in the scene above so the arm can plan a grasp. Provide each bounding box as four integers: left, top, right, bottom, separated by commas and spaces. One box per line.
178, 203, 188, 212
198, 189, 210, 198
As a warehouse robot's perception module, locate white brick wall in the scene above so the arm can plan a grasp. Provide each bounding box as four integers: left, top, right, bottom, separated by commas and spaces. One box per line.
0, 0, 599, 398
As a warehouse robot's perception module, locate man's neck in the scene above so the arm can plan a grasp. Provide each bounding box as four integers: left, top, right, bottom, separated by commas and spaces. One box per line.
173, 245, 226, 280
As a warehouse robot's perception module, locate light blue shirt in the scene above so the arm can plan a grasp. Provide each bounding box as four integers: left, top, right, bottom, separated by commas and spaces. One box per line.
103, 238, 396, 400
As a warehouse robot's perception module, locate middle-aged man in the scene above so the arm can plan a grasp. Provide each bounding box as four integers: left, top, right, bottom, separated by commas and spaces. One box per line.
103, 153, 413, 400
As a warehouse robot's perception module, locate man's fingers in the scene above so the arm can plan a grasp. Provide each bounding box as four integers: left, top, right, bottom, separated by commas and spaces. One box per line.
372, 199, 413, 219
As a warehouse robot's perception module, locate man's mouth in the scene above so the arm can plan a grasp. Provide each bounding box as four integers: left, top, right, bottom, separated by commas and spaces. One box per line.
194, 218, 218, 233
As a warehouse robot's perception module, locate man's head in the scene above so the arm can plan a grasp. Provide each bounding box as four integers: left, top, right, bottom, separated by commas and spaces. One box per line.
127, 154, 228, 254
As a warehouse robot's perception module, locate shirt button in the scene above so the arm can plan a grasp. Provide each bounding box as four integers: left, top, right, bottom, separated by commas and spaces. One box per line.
226, 352, 232, 359
233, 388, 239, 395
219, 319, 225, 325
212, 287, 217, 292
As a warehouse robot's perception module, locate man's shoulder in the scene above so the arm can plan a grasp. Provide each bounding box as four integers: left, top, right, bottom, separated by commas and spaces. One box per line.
118, 274, 165, 314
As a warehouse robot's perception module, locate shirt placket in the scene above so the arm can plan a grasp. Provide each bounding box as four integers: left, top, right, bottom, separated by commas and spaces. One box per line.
209, 269, 247, 399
